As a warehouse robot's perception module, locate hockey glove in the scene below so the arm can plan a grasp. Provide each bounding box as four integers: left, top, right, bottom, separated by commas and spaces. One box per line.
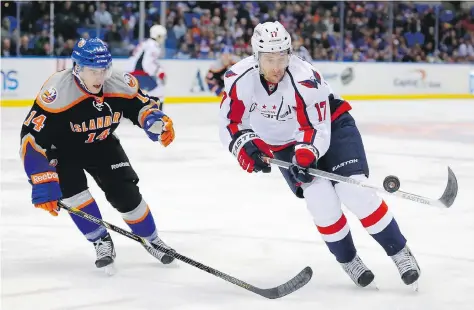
230, 129, 273, 173
143, 109, 175, 147
30, 171, 62, 216
289, 144, 319, 184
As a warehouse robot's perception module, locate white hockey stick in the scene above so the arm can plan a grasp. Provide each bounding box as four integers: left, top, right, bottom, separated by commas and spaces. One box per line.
264, 157, 458, 208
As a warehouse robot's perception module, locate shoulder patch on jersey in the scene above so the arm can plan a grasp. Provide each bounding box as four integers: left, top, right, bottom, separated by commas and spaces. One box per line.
77, 38, 86, 48
225, 70, 238, 78
123, 73, 137, 88
298, 70, 322, 89
40, 87, 58, 104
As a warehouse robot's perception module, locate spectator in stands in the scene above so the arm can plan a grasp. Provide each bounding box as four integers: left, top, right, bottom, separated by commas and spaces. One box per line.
19, 35, 34, 55
1, 17, 11, 38
1, 37, 16, 56
1, 0, 473, 63
94, 2, 113, 28
58, 39, 75, 56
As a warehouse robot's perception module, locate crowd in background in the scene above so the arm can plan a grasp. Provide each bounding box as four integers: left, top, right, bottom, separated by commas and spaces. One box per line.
1, 1, 474, 63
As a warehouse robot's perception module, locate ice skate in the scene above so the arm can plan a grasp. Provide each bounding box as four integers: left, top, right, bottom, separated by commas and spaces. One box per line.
93, 233, 116, 275
391, 245, 420, 291
340, 254, 376, 288
144, 236, 175, 265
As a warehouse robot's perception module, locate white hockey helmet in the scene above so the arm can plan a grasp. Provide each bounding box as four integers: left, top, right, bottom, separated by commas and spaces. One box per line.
251, 21, 292, 61
150, 24, 167, 44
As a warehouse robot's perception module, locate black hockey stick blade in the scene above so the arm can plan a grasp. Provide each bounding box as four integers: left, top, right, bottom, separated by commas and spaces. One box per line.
57, 201, 312, 299
253, 266, 313, 299
437, 166, 458, 208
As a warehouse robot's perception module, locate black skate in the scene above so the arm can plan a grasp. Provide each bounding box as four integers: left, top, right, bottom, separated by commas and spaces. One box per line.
93, 233, 116, 272
145, 236, 175, 265
340, 254, 376, 288
391, 245, 421, 290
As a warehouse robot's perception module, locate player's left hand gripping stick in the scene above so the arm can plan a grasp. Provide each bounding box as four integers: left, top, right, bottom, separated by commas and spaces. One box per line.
58, 200, 313, 299
142, 109, 175, 147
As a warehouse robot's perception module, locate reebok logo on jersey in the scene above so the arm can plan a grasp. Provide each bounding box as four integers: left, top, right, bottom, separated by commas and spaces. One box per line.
332, 159, 358, 172
31, 171, 59, 184
111, 162, 130, 170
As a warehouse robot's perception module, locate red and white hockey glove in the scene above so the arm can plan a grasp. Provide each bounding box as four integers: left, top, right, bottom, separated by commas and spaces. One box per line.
290, 143, 319, 183
230, 130, 273, 173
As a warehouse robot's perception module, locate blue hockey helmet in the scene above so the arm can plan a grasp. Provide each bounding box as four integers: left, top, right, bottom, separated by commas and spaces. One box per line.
71, 38, 112, 69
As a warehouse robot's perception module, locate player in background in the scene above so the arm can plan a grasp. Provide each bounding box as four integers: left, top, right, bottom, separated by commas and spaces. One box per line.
20, 38, 175, 272
219, 22, 420, 288
292, 36, 313, 62
205, 46, 240, 96
127, 24, 167, 109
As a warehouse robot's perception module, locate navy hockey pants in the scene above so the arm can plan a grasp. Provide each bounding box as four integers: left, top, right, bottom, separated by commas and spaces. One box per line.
274, 112, 369, 198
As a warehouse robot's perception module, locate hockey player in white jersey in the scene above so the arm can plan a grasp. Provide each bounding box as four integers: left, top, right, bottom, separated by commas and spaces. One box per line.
127, 24, 167, 109
219, 21, 421, 288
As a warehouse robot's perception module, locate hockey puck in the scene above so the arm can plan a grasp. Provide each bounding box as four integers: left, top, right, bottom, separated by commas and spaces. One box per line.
383, 175, 400, 193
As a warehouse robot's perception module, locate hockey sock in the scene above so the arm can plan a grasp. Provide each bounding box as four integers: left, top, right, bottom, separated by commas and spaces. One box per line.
64, 190, 107, 242
360, 200, 406, 256
317, 213, 356, 263
121, 199, 158, 240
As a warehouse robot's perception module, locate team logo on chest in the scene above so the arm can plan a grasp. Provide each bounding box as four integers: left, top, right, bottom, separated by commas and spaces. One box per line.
251, 96, 293, 121
92, 96, 105, 111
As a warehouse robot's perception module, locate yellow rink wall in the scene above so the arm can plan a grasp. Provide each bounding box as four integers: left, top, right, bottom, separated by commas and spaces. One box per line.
1, 58, 473, 107
2, 93, 474, 108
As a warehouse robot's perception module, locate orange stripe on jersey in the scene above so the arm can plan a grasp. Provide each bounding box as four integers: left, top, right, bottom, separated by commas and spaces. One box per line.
103, 92, 137, 99
136, 93, 149, 104
20, 135, 47, 162
360, 201, 389, 228
36, 94, 91, 113
139, 108, 159, 127
317, 214, 348, 235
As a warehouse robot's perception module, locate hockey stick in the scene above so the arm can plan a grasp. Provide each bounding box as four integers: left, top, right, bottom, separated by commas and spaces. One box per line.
57, 201, 313, 299
265, 158, 458, 208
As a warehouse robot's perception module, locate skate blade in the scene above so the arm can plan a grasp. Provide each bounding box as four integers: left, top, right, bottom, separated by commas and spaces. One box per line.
411, 281, 419, 292
102, 263, 116, 276
369, 281, 379, 291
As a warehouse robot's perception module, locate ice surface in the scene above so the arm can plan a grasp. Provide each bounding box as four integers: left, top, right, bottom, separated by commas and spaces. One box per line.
1, 100, 473, 310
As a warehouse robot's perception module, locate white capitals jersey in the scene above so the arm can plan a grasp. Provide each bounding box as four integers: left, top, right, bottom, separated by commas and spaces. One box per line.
219, 55, 342, 158
126, 38, 163, 77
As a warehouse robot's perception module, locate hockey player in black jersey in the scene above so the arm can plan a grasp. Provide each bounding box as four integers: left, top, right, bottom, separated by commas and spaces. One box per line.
20, 38, 175, 271
205, 46, 240, 96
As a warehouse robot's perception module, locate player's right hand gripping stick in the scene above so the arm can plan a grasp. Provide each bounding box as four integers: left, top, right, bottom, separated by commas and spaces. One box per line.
289, 143, 319, 183
142, 109, 175, 147
30, 171, 62, 216
230, 129, 274, 173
